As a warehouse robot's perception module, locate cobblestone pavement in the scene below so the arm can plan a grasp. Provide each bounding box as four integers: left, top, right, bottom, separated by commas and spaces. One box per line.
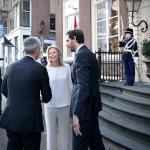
0, 128, 46, 150
0, 96, 46, 150
0, 128, 7, 150
0, 96, 72, 150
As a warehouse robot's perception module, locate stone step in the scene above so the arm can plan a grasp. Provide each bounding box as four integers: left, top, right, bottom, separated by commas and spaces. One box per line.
102, 138, 127, 150
99, 110, 150, 136
99, 81, 150, 150
99, 117, 150, 150
101, 90, 150, 113
101, 89, 150, 106
100, 82, 150, 99
100, 83, 122, 94
102, 99, 150, 119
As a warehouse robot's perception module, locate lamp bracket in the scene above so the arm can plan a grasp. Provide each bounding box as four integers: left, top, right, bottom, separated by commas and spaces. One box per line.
131, 12, 148, 33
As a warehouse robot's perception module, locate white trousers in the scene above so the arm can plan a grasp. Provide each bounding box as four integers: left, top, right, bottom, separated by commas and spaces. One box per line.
44, 106, 72, 150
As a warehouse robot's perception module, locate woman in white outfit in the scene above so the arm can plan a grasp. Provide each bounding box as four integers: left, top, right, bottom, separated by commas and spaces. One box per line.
44, 46, 72, 150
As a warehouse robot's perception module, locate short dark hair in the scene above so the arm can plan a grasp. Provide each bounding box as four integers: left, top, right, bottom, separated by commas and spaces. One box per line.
66, 29, 84, 44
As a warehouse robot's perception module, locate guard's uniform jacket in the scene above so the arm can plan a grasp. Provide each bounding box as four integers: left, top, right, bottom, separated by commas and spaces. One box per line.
119, 37, 139, 60
119, 37, 139, 85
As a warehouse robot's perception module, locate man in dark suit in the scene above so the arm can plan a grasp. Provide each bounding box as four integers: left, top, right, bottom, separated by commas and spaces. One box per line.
0, 37, 52, 150
66, 29, 105, 150
0, 67, 2, 116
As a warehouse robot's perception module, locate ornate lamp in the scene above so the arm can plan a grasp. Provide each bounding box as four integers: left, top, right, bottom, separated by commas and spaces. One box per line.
0, 10, 8, 21
39, 20, 46, 34
125, 0, 148, 32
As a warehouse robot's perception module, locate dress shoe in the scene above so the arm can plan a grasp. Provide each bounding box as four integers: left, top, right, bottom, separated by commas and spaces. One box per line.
124, 83, 133, 86
0, 110, 2, 116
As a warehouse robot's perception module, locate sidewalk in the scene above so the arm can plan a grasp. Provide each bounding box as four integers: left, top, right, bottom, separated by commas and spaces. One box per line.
0, 96, 46, 150
0, 128, 46, 150
0, 96, 72, 150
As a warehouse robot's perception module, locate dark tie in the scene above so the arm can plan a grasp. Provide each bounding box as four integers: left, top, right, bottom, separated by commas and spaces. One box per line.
71, 55, 76, 83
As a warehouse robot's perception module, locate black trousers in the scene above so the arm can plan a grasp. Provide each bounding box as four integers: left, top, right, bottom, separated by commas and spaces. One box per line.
0, 94, 2, 114
73, 117, 105, 150
6, 130, 41, 150
0, 82, 2, 114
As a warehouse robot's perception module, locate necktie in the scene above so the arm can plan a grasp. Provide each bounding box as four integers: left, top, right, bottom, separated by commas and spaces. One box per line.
71, 54, 76, 83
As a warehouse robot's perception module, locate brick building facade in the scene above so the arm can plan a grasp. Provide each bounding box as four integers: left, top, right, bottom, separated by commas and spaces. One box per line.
56, 0, 150, 82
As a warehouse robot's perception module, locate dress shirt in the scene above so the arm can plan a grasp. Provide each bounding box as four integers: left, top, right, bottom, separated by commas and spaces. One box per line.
45, 63, 72, 108
76, 44, 85, 54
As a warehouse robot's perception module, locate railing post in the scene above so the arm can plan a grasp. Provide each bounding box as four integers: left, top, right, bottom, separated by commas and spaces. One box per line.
96, 50, 124, 82
96, 48, 102, 82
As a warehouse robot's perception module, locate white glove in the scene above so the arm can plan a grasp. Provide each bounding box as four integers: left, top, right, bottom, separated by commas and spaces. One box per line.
120, 35, 123, 41
134, 57, 138, 64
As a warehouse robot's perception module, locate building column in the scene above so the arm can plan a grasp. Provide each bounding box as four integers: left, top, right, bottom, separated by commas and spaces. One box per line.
18, 35, 24, 59
4, 46, 8, 70
0, 40, 4, 75
79, 0, 91, 49
56, 0, 63, 50
11, 38, 16, 62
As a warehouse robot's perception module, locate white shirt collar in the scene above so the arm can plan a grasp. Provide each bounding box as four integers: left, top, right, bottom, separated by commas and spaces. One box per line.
76, 44, 84, 54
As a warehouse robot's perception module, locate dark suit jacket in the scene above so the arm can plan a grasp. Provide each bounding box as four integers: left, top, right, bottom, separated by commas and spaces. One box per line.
70, 45, 102, 120
0, 68, 2, 108
0, 56, 52, 132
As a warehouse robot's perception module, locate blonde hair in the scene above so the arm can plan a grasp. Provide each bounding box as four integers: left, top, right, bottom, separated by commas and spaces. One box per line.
46, 45, 63, 66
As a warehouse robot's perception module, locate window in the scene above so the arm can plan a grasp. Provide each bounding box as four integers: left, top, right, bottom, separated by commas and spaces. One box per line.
15, 36, 18, 60
8, 47, 12, 65
96, 0, 119, 52
3, 21, 7, 34
43, 43, 51, 53
23, 35, 30, 39
63, 0, 79, 61
20, 0, 30, 27
14, 3, 19, 28
23, 35, 30, 56
23, 0, 30, 11
0, 24, 4, 37
8, 18, 14, 32
50, 14, 55, 31
13, 0, 19, 7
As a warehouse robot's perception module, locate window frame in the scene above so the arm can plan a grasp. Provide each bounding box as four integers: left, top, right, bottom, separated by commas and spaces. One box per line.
63, 0, 79, 62
92, 0, 121, 53
20, 0, 30, 27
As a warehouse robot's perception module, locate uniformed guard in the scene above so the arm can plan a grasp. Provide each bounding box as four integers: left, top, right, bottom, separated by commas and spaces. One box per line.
119, 28, 139, 86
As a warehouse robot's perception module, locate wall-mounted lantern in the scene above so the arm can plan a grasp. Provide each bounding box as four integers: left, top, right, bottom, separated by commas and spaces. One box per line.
39, 20, 46, 53
39, 20, 46, 34
125, 0, 148, 32
0, 10, 8, 21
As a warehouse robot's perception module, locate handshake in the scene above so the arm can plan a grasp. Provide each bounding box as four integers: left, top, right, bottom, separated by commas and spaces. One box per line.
134, 57, 138, 64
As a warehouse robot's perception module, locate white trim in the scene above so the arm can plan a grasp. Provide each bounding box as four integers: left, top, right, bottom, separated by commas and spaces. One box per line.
63, 0, 67, 61
30, 0, 32, 28
91, 0, 96, 52
0, 27, 31, 69
92, 0, 120, 53
63, 0, 79, 62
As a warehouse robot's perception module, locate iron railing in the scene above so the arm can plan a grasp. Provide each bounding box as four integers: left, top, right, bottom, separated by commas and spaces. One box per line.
96, 50, 125, 82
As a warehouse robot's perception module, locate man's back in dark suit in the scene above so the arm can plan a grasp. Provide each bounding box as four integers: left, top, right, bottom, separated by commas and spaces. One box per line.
0, 37, 52, 150
0, 67, 2, 115
66, 30, 105, 150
